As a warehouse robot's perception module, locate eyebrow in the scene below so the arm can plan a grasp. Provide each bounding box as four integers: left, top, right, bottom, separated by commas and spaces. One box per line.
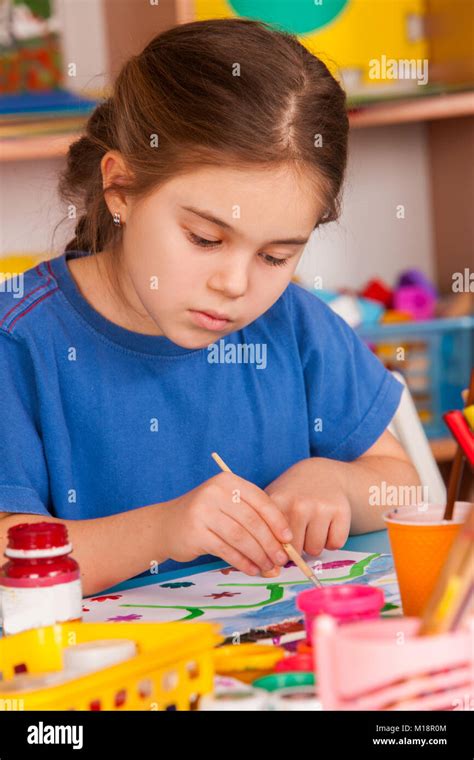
181, 205, 309, 246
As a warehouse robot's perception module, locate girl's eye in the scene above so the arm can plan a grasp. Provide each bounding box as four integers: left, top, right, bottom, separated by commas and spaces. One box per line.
188, 231, 289, 267
259, 253, 289, 267
188, 231, 220, 247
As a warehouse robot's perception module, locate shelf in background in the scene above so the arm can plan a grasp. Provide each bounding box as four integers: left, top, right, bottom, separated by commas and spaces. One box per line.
0, 131, 82, 162
1, 90, 473, 162
349, 90, 474, 128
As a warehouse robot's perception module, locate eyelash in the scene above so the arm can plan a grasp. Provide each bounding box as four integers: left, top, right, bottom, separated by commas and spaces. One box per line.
187, 231, 289, 268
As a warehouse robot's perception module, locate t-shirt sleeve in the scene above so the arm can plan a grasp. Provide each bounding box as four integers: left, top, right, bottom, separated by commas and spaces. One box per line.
288, 284, 403, 461
0, 330, 51, 516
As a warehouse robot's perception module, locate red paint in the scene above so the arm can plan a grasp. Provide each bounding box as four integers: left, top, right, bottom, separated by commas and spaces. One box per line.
0, 570, 80, 588
204, 591, 241, 599
275, 653, 314, 673
1, 522, 79, 586
90, 594, 122, 602
296, 640, 313, 656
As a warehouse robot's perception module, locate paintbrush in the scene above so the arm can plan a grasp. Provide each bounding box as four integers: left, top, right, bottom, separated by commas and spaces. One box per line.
211, 451, 323, 588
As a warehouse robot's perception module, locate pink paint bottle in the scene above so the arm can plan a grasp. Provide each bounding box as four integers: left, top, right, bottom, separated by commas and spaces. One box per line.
296, 585, 385, 644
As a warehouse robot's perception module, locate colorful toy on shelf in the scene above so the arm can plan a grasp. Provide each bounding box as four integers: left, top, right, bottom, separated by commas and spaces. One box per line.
392, 269, 438, 321
393, 285, 436, 320
311, 289, 383, 328
358, 297, 384, 326
0, 1, 63, 94
361, 278, 392, 307
309, 268, 439, 327
327, 294, 362, 327
397, 269, 438, 298
381, 309, 412, 324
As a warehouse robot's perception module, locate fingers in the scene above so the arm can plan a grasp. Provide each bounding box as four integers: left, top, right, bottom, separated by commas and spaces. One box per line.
222, 474, 293, 544
304, 517, 329, 557
204, 512, 277, 572
304, 504, 351, 555
326, 510, 351, 551
204, 528, 261, 576
221, 500, 288, 567
286, 511, 306, 556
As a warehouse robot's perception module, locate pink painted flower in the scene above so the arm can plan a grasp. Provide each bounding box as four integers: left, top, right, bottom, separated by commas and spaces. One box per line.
320, 560, 355, 570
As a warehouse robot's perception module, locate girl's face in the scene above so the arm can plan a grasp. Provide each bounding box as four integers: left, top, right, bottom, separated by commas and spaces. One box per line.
113, 163, 325, 348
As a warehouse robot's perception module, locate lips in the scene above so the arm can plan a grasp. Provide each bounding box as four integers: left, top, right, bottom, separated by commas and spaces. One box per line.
189, 309, 233, 332
197, 309, 231, 321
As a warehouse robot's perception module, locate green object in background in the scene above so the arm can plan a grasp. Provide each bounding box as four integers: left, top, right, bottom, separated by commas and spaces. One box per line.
253, 671, 315, 692
228, 0, 349, 35
14, 0, 51, 20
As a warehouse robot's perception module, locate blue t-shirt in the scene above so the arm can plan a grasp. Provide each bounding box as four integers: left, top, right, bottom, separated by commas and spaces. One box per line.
0, 251, 402, 572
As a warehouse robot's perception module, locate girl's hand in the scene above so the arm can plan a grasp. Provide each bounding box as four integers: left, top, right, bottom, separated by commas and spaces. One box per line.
264, 458, 351, 557
161, 472, 293, 576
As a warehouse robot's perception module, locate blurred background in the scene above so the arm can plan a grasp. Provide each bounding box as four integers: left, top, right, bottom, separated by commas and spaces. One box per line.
0, 0, 473, 491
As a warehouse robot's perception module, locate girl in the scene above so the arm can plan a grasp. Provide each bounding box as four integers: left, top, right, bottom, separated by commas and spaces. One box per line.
0, 19, 419, 596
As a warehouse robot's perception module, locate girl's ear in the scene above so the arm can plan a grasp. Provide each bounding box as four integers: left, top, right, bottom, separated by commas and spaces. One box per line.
101, 150, 133, 222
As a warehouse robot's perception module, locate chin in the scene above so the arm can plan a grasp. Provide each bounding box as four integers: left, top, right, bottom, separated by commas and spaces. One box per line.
167, 329, 212, 350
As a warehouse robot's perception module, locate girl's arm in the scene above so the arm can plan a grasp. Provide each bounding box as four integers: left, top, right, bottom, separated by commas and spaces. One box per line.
338, 431, 422, 534
0, 472, 294, 597
0, 504, 169, 597
265, 430, 421, 554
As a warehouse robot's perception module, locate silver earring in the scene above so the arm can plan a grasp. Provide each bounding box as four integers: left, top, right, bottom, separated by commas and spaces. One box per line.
113, 212, 121, 227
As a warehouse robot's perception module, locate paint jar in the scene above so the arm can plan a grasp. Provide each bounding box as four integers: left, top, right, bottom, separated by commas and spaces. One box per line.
296, 584, 385, 643
269, 687, 322, 711
213, 643, 285, 684
63, 640, 137, 676
296, 640, 313, 656
275, 652, 314, 673
0, 522, 82, 635
199, 686, 270, 711
252, 671, 321, 710
253, 671, 316, 692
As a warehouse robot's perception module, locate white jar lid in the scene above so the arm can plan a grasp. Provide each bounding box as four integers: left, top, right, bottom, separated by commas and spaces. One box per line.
268, 686, 323, 711
63, 639, 137, 675
199, 687, 269, 711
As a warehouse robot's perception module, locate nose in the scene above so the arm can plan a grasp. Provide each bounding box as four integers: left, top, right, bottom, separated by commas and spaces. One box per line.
207, 251, 249, 298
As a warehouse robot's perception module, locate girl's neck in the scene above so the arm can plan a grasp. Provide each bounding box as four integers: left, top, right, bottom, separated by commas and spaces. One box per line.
66, 250, 163, 336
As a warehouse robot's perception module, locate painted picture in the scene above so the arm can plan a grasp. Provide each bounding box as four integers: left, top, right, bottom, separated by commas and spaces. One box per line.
83, 549, 401, 636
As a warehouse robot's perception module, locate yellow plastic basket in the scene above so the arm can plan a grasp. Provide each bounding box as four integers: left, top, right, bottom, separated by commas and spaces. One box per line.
0, 621, 223, 711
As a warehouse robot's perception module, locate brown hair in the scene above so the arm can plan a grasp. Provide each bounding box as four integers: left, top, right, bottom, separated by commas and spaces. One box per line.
59, 18, 349, 255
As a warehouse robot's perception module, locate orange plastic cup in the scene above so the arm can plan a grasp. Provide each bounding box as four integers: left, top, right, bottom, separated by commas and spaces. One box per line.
384, 501, 471, 616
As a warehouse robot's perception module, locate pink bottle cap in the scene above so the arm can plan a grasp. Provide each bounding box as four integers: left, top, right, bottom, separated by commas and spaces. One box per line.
297, 584, 384, 622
